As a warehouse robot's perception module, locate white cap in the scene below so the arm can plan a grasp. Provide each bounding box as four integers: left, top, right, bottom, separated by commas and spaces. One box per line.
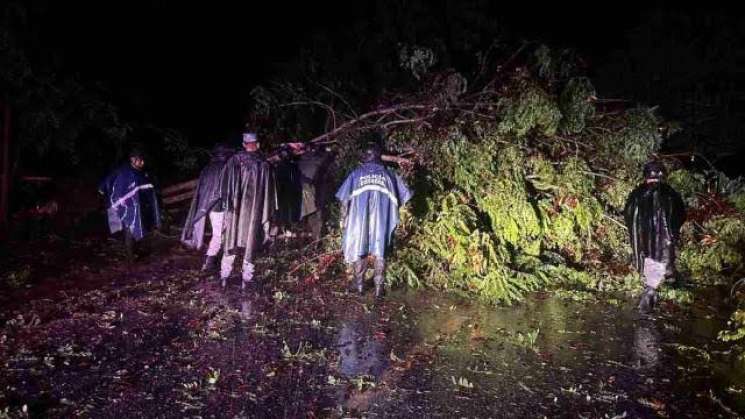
242, 132, 258, 144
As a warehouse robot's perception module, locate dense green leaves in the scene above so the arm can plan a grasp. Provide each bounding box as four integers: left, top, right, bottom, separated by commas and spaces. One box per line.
379, 47, 744, 305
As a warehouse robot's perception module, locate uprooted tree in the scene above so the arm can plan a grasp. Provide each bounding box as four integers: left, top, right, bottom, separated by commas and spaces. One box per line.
248, 44, 745, 357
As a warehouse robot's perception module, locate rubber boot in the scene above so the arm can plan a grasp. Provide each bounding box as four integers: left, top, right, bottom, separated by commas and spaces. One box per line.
241, 261, 255, 292
373, 257, 386, 299
201, 255, 218, 272
349, 260, 365, 295
124, 229, 135, 264
220, 255, 234, 289
638, 286, 656, 314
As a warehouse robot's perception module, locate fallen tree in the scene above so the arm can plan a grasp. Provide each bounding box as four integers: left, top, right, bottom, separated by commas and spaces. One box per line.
250, 44, 745, 306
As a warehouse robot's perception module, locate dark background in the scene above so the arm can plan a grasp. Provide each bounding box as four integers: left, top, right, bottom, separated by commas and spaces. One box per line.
17, 1, 672, 140
3, 1, 743, 174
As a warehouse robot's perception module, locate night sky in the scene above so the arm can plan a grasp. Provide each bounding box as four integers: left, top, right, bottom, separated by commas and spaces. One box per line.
20, 1, 671, 143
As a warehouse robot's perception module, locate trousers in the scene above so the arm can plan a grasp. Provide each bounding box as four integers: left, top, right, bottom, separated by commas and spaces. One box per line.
220, 251, 255, 281
205, 211, 224, 257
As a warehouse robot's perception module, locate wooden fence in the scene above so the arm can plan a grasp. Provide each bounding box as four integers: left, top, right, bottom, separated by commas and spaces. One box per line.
158, 153, 408, 212
161, 179, 198, 210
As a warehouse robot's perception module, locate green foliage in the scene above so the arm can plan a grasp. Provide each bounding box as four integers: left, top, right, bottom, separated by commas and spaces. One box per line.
381, 66, 676, 304
717, 175, 745, 212
559, 78, 596, 134
598, 172, 636, 212
667, 169, 706, 206
497, 81, 561, 138
400, 190, 547, 305
658, 287, 694, 305
604, 107, 662, 168
398, 44, 437, 80
718, 309, 745, 343
513, 328, 540, 351
731, 192, 745, 214
677, 216, 745, 284
532, 44, 580, 81
387, 124, 625, 304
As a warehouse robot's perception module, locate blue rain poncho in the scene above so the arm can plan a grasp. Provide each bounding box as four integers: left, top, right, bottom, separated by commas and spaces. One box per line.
98, 164, 161, 241
336, 161, 412, 263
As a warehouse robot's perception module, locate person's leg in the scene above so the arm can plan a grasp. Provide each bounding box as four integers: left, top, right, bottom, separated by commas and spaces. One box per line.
220, 253, 236, 288
206, 211, 224, 256
350, 258, 366, 294
268, 224, 280, 248
308, 210, 323, 242
202, 211, 224, 271
662, 244, 678, 284
191, 216, 206, 250
639, 257, 664, 314
373, 257, 386, 298
638, 286, 654, 313
123, 228, 135, 263
240, 244, 257, 290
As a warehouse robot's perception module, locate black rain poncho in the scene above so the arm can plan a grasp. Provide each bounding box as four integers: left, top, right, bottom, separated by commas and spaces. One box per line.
297, 148, 334, 219
220, 150, 277, 259
274, 158, 302, 225
623, 181, 685, 272
180, 145, 234, 249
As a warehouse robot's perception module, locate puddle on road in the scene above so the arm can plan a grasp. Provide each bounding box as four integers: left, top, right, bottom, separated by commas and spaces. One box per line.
337, 289, 745, 417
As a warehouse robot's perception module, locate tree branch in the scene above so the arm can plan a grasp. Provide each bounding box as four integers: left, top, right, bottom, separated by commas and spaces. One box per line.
308, 104, 433, 143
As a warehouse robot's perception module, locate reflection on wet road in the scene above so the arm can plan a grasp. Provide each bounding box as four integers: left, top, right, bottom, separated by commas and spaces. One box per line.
340, 289, 745, 417
336, 312, 390, 379
633, 320, 660, 369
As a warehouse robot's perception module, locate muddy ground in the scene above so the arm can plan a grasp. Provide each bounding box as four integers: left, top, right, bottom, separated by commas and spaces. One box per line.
1, 234, 744, 418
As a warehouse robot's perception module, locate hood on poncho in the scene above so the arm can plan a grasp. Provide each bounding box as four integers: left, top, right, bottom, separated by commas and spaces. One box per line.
624, 181, 685, 272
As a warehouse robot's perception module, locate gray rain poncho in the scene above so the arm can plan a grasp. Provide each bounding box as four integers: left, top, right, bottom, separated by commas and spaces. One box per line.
181, 145, 234, 249
336, 161, 412, 263
220, 150, 277, 259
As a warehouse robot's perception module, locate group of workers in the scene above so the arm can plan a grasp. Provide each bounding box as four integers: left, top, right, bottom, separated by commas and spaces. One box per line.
98, 132, 684, 311
98, 131, 411, 298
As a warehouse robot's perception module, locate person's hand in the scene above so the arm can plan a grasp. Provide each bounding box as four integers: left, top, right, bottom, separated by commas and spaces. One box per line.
287, 142, 305, 155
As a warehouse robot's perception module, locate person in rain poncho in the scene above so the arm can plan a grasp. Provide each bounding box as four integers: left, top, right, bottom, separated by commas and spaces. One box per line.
336, 142, 412, 298
219, 132, 276, 289
98, 148, 161, 261
270, 143, 303, 239
624, 161, 685, 313
181, 143, 235, 271
297, 144, 334, 242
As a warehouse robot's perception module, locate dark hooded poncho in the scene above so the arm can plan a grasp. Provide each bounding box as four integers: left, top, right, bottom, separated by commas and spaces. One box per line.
180, 145, 234, 249
220, 150, 276, 258
336, 161, 412, 263
297, 148, 334, 219
98, 164, 161, 241
623, 181, 686, 272
273, 157, 303, 225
